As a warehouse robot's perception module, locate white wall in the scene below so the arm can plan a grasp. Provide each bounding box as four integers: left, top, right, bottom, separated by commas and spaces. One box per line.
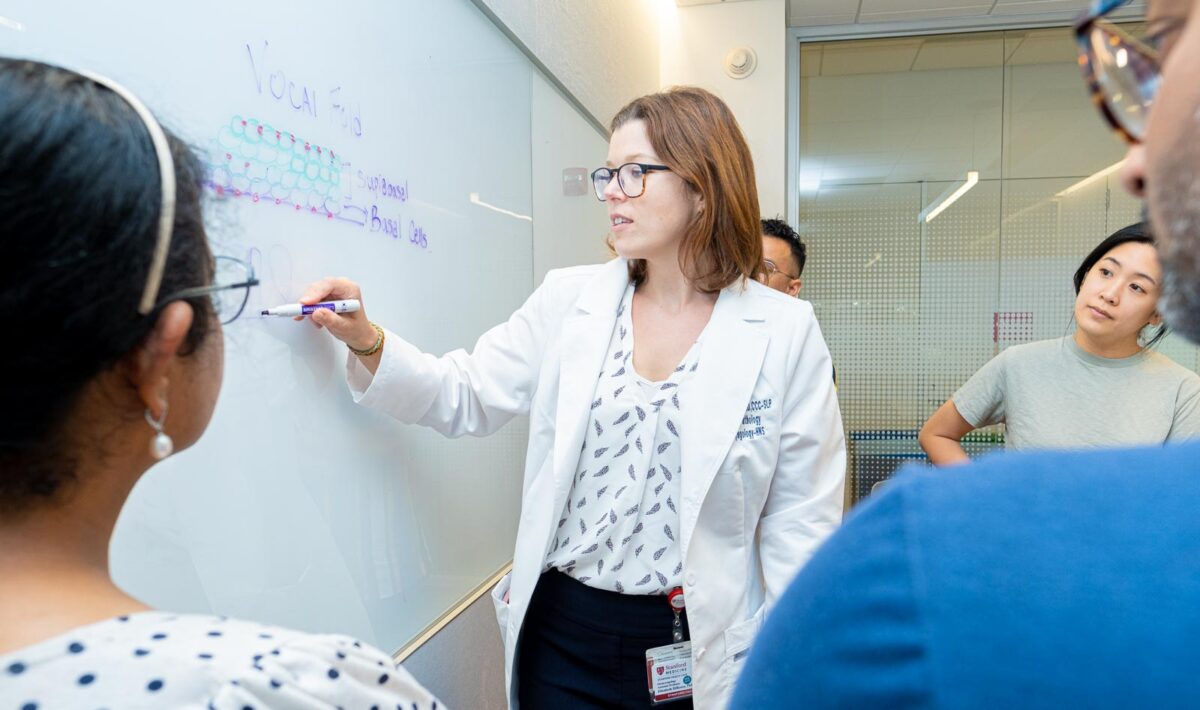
531, 71, 612, 282
397, 54, 614, 710
474, 0, 663, 128
477, 0, 789, 219
661, 0, 788, 217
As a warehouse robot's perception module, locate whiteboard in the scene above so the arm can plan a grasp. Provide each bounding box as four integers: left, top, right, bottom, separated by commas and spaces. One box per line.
0, 0, 585, 652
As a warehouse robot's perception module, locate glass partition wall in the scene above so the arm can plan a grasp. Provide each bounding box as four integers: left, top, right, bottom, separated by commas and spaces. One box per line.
796, 28, 1200, 503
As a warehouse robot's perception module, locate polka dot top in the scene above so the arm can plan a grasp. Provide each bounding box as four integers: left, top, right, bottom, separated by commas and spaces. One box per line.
1, 611, 441, 709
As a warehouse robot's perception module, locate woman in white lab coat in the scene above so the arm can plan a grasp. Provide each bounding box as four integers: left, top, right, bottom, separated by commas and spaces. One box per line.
300, 86, 846, 709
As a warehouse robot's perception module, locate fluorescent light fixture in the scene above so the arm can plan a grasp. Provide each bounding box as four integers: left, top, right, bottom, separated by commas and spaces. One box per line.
1056, 160, 1124, 197
918, 171, 978, 223
469, 193, 532, 222
0, 15, 25, 31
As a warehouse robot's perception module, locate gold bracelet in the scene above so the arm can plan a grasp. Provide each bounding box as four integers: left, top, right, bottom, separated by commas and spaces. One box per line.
348, 322, 385, 357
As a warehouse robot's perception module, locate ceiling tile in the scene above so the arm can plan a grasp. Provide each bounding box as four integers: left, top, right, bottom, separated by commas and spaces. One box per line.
860, 0, 990, 12
818, 38, 923, 75
912, 35, 1006, 70
789, 0, 1139, 27
795, 13, 860, 25
990, 0, 1090, 15
1005, 29, 1078, 64
800, 46, 824, 76
860, 5, 994, 22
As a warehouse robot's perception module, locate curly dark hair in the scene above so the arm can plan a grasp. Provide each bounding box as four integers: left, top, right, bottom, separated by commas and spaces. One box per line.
0, 59, 215, 513
761, 217, 806, 277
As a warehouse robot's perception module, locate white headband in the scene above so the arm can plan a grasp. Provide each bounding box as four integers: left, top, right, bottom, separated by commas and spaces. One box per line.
79, 70, 176, 315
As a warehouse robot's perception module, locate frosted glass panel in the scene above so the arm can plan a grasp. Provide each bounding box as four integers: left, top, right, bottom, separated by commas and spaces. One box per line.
797, 26, 1198, 504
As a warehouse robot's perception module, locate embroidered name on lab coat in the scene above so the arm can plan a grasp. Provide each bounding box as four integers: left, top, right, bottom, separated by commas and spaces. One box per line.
737, 398, 772, 441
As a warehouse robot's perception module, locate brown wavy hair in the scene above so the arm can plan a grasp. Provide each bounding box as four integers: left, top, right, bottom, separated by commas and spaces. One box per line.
608, 86, 762, 293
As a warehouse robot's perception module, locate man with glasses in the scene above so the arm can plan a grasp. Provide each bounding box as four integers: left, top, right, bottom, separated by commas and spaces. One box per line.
757, 218, 839, 388
759, 218, 806, 298
731, 1, 1200, 707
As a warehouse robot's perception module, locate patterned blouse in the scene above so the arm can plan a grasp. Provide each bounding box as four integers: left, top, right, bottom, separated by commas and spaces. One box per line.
544, 285, 701, 595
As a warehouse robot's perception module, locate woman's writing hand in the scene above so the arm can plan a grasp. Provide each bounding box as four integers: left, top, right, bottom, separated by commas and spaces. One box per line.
297, 277, 377, 351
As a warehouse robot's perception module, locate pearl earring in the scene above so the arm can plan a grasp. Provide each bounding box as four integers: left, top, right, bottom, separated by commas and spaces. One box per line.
144, 406, 174, 460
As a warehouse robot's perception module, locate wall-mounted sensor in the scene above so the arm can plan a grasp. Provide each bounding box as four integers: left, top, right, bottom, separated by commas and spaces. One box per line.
724, 47, 757, 79
562, 167, 588, 197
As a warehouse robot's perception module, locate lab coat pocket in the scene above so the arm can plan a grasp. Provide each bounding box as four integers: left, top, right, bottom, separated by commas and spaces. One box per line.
720, 604, 767, 692
491, 571, 513, 646
723, 604, 766, 661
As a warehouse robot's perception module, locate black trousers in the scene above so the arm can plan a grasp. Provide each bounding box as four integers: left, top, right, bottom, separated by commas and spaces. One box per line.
517, 570, 695, 709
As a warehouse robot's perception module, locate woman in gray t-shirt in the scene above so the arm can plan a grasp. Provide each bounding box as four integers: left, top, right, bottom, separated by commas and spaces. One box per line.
920, 223, 1200, 465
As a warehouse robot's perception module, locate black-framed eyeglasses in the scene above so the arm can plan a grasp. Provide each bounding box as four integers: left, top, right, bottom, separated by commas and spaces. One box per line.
759, 258, 799, 282
1074, 0, 1174, 144
590, 162, 671, 201
155, 255, 260, 325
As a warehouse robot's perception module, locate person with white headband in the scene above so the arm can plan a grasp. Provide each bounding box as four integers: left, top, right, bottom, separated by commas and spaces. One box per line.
0, 58, 440, 709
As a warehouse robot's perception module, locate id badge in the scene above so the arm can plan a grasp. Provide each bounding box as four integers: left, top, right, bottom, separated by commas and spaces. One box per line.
645, 641, 694, 705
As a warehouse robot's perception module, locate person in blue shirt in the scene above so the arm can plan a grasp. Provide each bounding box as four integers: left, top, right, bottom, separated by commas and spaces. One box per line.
732, 0, 1200, 706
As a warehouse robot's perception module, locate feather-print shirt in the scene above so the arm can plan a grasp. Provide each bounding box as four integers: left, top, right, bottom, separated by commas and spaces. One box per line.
544, 284, 701, 595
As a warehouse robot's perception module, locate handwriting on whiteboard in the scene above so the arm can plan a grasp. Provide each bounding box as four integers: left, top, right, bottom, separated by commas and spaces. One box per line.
206, 116, 430, 250
245, 40, 363, 139
368, 208, 429, 249
209, 115, 341, 218
358, 172, 409, 203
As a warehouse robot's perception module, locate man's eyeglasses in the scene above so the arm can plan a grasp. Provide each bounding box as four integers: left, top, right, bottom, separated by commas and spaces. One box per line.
155, 255, 260, 325
1074, 0, 1171, 144
759, 258, 799, 282
590, 162, 671, 201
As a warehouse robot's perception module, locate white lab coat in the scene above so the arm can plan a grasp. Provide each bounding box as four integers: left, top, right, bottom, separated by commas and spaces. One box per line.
347, 258, 846, 708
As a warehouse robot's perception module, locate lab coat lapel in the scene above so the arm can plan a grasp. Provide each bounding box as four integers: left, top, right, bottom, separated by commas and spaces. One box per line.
678, 284, 768, 562
551, 259, 632, 516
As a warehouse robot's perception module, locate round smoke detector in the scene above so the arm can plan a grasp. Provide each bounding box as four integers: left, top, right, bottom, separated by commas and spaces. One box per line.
724, 47, 757, 79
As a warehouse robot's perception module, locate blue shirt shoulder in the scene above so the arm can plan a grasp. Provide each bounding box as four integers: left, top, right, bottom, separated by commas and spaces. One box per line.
732, 442, 1200, 709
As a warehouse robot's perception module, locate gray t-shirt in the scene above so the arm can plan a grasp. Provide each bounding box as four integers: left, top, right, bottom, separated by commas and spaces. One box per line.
953, 336, 1200, 450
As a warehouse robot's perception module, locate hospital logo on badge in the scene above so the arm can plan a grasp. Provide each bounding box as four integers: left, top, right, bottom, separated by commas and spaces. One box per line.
657, 666, 665, 676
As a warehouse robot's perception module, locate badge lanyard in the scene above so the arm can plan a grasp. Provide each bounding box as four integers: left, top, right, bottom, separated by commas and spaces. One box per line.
646, 586, 694, 705
668, 587, 686, 643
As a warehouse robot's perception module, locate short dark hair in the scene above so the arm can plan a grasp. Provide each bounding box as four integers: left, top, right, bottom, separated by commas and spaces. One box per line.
761, 217, 806, 276
0, 59, 215, 512
1073, 221, 1167, 348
